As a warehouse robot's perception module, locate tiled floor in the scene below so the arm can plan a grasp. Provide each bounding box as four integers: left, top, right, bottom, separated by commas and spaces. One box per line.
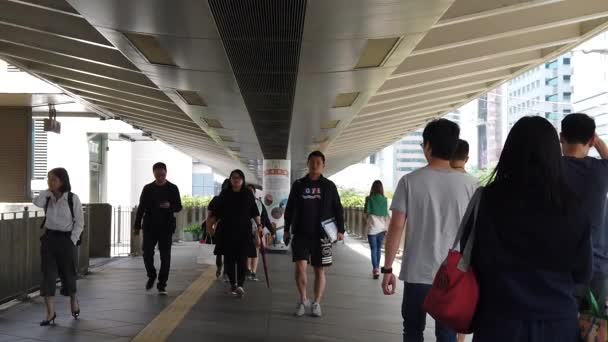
0, 242, 208, 342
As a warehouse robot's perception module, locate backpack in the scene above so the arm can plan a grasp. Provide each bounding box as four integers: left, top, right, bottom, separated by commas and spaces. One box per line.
41, 192, 82, 245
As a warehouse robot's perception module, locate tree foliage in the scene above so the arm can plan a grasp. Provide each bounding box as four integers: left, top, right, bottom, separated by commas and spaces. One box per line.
181, 195, 213, 209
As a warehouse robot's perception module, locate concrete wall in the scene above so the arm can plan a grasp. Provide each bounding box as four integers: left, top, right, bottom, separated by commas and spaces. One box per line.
0, 107, 31, 202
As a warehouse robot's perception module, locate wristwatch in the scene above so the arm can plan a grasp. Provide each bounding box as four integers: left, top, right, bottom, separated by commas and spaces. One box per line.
381, 267, 393, 274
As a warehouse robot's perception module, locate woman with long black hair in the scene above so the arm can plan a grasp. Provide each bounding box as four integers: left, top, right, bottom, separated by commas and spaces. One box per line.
462, 116, 592, 341
33, 168, 84, 326
207, 170, 262, 297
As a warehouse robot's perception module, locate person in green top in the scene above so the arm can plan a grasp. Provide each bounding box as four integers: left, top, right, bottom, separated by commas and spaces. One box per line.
364, 180, 389, 279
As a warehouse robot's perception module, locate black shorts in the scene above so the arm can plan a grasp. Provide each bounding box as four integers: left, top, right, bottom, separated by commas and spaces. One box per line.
291, 234, 333, 267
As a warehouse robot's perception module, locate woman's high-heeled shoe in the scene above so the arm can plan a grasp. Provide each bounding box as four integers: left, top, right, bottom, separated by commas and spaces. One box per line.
40, 312, 56, 326
71, 299, 80, 319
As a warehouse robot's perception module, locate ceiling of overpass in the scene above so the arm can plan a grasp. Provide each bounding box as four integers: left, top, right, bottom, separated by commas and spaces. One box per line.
1, 0, 607, 182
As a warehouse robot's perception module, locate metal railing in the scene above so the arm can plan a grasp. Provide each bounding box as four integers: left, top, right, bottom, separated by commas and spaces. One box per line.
344, 207, 404, 255
0, 207, 90, 305
112, 206, 134, 257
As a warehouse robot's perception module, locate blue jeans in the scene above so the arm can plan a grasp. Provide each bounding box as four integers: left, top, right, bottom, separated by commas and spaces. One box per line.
367, 232, 385, 270
402, 282, 456, 342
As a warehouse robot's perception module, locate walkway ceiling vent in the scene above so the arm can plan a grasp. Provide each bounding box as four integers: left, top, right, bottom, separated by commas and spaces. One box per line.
321, 120, 340, 129
333, 92, 360, 108
176, 90, 207, 107
203, 118, 223, 129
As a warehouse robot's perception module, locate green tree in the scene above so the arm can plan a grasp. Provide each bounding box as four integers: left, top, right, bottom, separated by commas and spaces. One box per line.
338, 187, 365, 208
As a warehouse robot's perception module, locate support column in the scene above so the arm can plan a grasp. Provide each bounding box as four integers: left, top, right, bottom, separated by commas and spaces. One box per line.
262, 159, 290, 251
0, 107, 32, 202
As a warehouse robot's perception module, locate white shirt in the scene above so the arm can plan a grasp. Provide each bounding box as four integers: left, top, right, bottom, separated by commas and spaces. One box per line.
33, 190, 85, 245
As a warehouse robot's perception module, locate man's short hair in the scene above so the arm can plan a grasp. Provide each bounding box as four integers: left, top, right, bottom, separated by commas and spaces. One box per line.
451, 139, 469, 161
308, 151, 326, 164
422, 119, 460, 160
561, 113, 596, 145
153, 162, 167, 172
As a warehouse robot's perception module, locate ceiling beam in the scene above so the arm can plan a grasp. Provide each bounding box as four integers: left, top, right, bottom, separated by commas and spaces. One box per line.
416, 0, 608, 55
360, 83, 488, 117
56, 81, 180, 111
359, 97, 466, 118
393, 24, 580, 76
369, 70, 508, 106
0, 23, 134, 70
436, 0, 563, 27
22, 62, 171, 101
0, 42, 154, 87
0, 0, 111, 46
382, 50, 541, 92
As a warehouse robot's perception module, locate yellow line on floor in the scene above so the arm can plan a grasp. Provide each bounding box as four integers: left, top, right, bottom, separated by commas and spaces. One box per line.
132, 267, 216, 342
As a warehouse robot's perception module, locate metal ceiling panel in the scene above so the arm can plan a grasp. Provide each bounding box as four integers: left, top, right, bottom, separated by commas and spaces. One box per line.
208, 0, 307, 160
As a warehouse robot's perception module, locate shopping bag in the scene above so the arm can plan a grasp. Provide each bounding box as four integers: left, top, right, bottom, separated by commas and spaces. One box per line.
196, 240, 216, 265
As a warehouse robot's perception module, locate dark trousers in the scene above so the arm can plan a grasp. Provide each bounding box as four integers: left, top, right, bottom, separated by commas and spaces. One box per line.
40, 232, 77, 297
224, 253, 247, 287
143, 229, 172, 289
216, 254, 223, 273
402, 282, 456, 342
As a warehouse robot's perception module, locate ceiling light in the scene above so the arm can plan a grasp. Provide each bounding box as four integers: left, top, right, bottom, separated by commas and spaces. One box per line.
177, 90, 207, 107
124, 32, 176, 66
355, 38, 400, 69
203, 118, 223, 129
333, 92, 359, 108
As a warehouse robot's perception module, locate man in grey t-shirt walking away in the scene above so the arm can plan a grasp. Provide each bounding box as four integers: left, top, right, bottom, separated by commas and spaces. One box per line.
381, 119, 478, 342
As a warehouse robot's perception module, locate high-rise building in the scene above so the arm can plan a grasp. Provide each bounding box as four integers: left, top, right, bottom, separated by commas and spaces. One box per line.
572, 32, 608, 141
477, 85, 507, 169
507, 54, 573, 130
392, 112, 462, 187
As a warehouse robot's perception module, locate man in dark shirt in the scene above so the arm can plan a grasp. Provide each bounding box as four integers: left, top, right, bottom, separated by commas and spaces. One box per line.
561, 113, 608, 333
284, 151, 345, 318
134, 162, 182, 295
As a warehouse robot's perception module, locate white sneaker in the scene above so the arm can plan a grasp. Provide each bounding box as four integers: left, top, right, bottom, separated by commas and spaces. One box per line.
295, 299, 311, 317
235, 287, 245, 298
311, 302, 322, 317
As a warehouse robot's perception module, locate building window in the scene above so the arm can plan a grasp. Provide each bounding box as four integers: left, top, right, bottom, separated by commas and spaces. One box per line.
563, 75, 571, 82
546, 94, 558, 102
545, 77, 558, 86
369, 153, 377, 164
563, 57, 571, 65
545, 60, 558, 69
564, 109, 572, 114
536, 80, 540, 88
563, 92, 571, 101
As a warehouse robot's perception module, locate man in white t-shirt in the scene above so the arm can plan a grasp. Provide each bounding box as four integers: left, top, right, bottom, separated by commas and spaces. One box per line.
381, 119, 478, 342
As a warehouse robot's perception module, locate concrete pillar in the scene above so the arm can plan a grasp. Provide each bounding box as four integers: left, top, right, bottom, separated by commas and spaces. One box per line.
87, 203, 112, 258
0, 107, 32, 202
263, 160, 290, 250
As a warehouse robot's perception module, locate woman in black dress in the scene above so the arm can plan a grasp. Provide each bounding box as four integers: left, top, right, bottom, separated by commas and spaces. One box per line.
208, 170, 262, 297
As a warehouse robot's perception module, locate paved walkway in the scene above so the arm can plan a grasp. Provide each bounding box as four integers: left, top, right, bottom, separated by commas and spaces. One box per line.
167, 239, 404, 342
0, 243, 208, 342
0, 238, 464, 341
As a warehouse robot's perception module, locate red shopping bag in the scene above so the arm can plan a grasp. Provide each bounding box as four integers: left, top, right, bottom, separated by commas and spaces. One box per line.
423, 188, 483, 334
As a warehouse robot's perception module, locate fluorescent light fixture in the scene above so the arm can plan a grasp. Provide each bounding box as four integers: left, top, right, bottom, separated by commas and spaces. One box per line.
333, 92, 359, 108
176, 90, 207, 107
355, 38, 400, 69
125, 32, 176, 66
203, 118, 223, 129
